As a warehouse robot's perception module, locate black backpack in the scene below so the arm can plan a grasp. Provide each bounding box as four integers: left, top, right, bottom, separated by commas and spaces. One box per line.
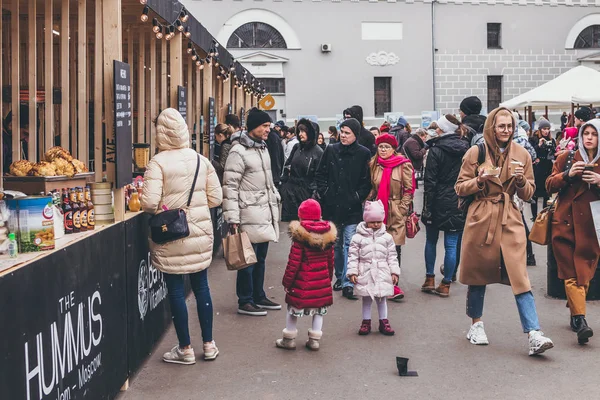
458, 142, 486, 216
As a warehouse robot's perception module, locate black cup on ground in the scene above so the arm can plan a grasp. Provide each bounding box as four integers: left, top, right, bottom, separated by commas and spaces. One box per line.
396, 357, 408, 376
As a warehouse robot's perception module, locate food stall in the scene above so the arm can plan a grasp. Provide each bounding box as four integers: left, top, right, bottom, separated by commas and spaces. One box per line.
0, 1, 261, 398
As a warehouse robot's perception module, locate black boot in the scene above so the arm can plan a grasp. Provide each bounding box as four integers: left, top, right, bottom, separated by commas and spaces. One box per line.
572, 315, 594, 344
527, 254, 537, 266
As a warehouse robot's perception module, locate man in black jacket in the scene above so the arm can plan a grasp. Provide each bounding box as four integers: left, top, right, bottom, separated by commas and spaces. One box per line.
343, 105, 377, 156
390, 116, 411, 151
421, 119, 469, 297
266, 127, 285, 187
315, 117, 372, 300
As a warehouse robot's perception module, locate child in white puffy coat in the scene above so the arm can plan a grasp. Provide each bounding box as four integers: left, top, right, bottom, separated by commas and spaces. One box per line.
347, 200, 401, 336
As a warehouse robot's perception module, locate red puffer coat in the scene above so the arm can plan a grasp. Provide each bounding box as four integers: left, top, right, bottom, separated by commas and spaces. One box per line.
282, 220, 337, 309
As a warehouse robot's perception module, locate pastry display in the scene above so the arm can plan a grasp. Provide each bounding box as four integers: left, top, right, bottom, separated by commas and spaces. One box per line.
44, 146, 73, 162
28, 161, 57, 177
52, 157, 76, 177
9, 160, 33, 177
70, 159, 88, 174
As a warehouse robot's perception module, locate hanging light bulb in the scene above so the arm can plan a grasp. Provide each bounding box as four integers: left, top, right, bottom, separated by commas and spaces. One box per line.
196, 60, 202, 67
217, 74, 221, 80
215, 59, 220, 68
156, 26, 165, 40
180, 8, 189, 23
187, 43, 193, 54
152, 18, 160, 33
175, 20, 184, 32
141, 6, 149, 22
230, 64, 235, 72
184, 26, 191, 38
168, 25, 175, 40
140, 0, 148, 4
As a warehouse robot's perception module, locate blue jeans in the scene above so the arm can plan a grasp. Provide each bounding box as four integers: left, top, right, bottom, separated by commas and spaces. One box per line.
236, 242, 269, 306
334, 223, 357, 289
425, 225, 461, 283
466, 286, 541, 333
164, 270, 213, 347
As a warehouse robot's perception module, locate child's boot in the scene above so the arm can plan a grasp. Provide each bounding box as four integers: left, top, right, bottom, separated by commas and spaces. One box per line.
358, 319, 372, 335
275, 329, 297, 350
379, 319, 395, 336
306, 329, 322, 351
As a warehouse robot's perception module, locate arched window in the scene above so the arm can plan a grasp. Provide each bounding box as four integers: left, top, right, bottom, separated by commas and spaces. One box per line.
227, 22, 287, 49
574, 25, 600, 48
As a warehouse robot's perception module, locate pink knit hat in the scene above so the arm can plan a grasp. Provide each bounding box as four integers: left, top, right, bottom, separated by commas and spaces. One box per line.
363, 200, 385, 223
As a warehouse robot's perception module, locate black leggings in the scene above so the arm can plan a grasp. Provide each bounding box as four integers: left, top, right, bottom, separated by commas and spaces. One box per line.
530, 196, 550, 220
396, 245, 402, 268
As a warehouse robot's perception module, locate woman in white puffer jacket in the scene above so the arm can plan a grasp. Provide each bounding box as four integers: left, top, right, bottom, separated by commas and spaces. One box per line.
142, 108, 222, 365
347, 200, 401, 337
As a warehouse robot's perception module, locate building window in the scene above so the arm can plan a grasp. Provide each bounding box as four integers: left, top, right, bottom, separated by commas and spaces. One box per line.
258, 78, 285, 95
487, 23, 502, 49
227, 22, 287, 49
574, 25, 600, 48
374, 77, 391, 117
487, 76, 503, 111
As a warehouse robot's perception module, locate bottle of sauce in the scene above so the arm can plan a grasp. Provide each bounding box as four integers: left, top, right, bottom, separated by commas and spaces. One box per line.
63, 189, 73, 235
70, 189, 81, 233
85, 186, 95, 230
128, 189, 141, 212
78, 188, 88, 231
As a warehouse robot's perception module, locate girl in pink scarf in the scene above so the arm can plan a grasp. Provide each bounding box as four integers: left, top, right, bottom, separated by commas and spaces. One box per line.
368, 133, 416, 301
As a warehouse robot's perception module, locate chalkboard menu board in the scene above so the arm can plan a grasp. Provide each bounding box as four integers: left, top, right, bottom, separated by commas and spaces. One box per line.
113, 60, 133, 188
240, 107, 245, 130
208, 97, 215, 160
178, 85, 187, 121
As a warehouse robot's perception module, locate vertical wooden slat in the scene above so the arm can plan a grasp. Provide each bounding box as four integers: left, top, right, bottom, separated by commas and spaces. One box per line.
169, 33, 182, 107
128, 28, 134, 140
223, 79, 231, 117
149, 35, 157, 155
137, 30, 145, 143
77, 0, 87, 165
94, 0, 103, 181
196, 64, 201, 154
60, 0, 69, 148
45, 0, 53, 151
69, 29, 76, 154
11, 0, 20, 162
187, 59, 193, 137
28, 0, 37, 162
202, 66, 213, 159
160, 39, 167, 110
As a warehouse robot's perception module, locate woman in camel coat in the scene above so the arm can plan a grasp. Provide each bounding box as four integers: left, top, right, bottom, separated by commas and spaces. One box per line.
547, 119, 600, 345
455, 107, 553, 356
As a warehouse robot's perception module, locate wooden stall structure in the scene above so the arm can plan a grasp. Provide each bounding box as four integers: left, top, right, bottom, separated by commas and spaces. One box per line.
1, 0, 262, 220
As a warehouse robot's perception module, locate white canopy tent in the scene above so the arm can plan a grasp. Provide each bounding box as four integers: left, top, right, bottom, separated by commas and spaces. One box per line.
501, 66, 600, 109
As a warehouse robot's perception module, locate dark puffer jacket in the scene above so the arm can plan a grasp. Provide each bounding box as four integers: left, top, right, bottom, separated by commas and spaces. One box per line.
266, 130, 285, 185
280, 119, 324, 221
422, 133, 469, 231
344, 105, 377, 156
315, 140, 372, 225
402, 134, 427, 170
390, 125, 411, 151
282, 220, 337, 309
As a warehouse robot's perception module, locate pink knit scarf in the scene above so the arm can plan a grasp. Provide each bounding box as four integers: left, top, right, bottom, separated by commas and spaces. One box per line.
376, 155, 414, 224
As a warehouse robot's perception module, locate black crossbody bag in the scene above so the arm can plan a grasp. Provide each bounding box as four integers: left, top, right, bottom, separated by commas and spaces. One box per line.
149, 154, 200, 244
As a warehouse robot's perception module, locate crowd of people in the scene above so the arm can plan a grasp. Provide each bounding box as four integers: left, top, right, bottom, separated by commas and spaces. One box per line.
140, 98, 600, 364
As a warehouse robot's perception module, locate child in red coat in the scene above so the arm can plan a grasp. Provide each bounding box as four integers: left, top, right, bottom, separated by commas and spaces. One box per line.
276, 199, 337, 351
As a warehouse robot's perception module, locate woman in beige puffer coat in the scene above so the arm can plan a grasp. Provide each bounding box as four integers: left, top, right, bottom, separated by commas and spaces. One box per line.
346, 200, 400, 336
142, 108, 222, 365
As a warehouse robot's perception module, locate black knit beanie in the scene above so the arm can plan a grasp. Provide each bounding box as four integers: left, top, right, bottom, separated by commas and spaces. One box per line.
575, 107, 592, 122
246, 107, 272, 132
339, 118, 361, 138
460, 96, 483, 116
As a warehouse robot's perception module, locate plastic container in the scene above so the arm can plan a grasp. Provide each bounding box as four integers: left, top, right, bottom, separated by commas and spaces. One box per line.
8, 232, 17, 258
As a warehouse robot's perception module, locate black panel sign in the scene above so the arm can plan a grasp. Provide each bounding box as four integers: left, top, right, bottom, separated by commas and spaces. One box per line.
240, 107, 245, 129
177, 86, 187, 121
113, 60, 133, 188
0, 223, 128, 400
208, 97, 215, 160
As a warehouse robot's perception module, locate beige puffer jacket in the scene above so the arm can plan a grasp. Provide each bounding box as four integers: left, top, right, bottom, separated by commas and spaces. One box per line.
223, 132, 281, 243
142, 108, 223, 274
346, 222, 401, 299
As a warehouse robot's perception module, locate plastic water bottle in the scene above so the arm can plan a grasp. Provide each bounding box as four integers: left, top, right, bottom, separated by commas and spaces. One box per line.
8, 233, 18, 258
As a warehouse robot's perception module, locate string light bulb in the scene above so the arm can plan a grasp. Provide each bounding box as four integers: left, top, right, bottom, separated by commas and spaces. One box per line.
184, 26, 191, 38
175, 20, 184, 32
187, 43, 193, 54
180, 8, 189, 23
152, 18, 161, 33
141, 6, 149, 22
140, 0, 147, 4
192, 51, 198, 61
156, 26, 164, 40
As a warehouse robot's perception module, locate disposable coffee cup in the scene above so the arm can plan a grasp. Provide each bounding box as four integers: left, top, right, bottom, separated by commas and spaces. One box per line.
510, 161, 523, 176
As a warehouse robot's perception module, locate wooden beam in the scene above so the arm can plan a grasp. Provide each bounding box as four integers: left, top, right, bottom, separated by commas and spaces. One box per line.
128, 28, 134, 140
28, 0, 37, 162
169, 33, 182, 107
187, 58, 193, 139
150, 34, 157, 155
60, 0, 69, 148
11, 0, 20, 163
77, 0, 87, 166
45, 0, 53, 152
94, 0, 103, 181
202, 65, 213, 159
137, 31, 145, 144
69, 29, 76, 156
196, 64, 201, 154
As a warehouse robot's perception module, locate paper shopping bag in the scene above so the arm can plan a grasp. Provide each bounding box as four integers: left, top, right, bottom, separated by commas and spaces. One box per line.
222, 231, 257, 271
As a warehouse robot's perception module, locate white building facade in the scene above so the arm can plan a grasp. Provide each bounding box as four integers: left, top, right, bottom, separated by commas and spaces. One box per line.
183, 0, 600, 127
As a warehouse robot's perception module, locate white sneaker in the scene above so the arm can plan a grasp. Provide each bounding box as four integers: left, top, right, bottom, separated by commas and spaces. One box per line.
163, 345, 196, 365
203, 341, 219, 361
528, 330, 554, 356
467, 321, 489, 345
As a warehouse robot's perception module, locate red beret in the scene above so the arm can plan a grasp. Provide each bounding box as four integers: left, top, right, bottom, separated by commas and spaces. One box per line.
375, 133, 398, 149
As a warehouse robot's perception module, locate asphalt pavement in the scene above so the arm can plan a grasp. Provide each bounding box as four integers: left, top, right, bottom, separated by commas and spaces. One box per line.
118, 188, 600, 400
